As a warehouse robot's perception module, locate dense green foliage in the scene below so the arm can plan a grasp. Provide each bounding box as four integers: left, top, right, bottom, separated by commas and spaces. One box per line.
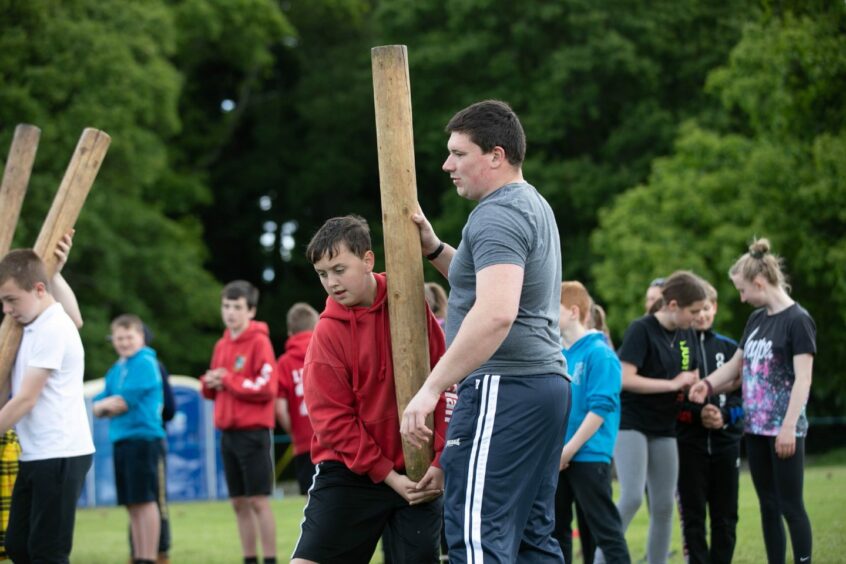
1, 1, 843, 408
592, 6, 846, 407
0, 0, 290, 378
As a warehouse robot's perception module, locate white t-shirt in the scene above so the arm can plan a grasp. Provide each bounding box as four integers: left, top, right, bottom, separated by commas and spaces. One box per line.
12, 302, 95, 461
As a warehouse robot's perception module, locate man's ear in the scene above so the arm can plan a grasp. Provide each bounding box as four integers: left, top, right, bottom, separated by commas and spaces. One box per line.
489, 146, 507, 168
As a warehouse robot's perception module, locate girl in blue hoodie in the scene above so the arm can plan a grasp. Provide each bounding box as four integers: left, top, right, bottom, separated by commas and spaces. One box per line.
554, 282, 629, 564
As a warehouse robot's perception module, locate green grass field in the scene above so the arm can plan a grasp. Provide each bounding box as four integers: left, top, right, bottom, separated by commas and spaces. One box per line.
73, 464, 845, 563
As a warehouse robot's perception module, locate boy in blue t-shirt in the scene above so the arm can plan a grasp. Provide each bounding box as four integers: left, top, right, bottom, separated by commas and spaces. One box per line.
94, 314, 165, 564
554, 282, 630, 564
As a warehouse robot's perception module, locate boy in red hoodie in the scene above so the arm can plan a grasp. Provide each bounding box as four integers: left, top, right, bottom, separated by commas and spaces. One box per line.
201, 280, 277, 564
291, 215, 448, 564
274, 302, 319, 495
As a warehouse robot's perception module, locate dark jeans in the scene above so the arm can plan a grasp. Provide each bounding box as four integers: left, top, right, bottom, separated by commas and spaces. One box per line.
677, 441, 740, 564
5, 454, 92, 564
746, 434, 812, 564
554, 461, 630, 564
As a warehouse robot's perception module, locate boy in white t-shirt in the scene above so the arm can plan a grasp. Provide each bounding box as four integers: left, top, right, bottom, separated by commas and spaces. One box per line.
0, 233, 95, 562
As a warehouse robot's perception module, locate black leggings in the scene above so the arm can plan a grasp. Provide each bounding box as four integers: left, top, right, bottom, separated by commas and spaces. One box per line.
745, 434, 812, 564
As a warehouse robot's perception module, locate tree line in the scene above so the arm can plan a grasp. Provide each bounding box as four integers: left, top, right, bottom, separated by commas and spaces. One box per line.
1, 0, 843, 411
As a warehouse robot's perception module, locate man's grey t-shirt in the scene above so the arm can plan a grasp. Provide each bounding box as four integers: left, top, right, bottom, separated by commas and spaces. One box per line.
445, 181, 567, 378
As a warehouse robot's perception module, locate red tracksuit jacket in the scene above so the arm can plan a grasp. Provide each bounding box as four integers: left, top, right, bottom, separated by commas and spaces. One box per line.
202, 320, 277, 430
303, 273, 448, 483
277, 330, 315, 455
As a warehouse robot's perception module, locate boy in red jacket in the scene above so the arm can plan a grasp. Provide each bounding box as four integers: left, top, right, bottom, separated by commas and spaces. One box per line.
291, 215, 448, 564
274, 302, 319, 495
201, 280, 277, 564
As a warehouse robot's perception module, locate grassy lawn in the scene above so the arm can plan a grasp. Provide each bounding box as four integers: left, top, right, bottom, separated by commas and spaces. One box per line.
73, 464, 844, 563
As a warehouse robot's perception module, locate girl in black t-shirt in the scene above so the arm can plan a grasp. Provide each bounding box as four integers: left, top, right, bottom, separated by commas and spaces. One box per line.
690, 239, 814, 564
611, 271, 706, 564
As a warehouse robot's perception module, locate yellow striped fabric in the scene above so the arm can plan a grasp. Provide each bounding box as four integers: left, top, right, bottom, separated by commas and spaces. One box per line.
0, 430, 21, 561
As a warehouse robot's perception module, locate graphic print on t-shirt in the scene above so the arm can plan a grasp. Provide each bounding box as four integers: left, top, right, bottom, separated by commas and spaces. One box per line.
740, 305, 816, 438
743, 327, 795, 436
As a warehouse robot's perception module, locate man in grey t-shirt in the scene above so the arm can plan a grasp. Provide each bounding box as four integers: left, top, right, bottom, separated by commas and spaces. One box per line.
401, 100, 570, 563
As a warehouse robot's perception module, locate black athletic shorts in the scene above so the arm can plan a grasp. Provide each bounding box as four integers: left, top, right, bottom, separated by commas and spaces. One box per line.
292, 461, 442, 564
114, 438, 161, 505
221, 429, 274, 497
293, 452, 316, 496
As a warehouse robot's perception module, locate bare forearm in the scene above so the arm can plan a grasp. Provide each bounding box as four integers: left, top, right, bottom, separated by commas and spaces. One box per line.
783, 356, 813, 430
275, 401, 292, 433
425, 244, 455, 278
423, 303, 512, 394
564, 412, 604, 454
705, 350, 742, 393
623, 372, 675, 394
0, 397, 35, 434
51, 273, 83, 328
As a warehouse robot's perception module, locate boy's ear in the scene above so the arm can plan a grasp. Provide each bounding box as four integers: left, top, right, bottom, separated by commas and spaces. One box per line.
711, 300, 719, 315
247, 306, 257, 320
34, 281, 48, 297
363, 250, 375, 272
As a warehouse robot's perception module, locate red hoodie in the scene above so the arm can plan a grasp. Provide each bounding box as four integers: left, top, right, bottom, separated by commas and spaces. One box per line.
276, 330, 314, 455
303, 273, 447, 483
202, 320, 277, 430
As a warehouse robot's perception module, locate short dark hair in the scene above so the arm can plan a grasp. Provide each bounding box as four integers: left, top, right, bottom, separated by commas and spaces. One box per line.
306, 215, 371, 264
286, 302, 319, 334
222, 280, 259, 309
654, 271, 707, 310
446, 100, 526, 166
0, 249, 48, 291
111, 313, 145, 333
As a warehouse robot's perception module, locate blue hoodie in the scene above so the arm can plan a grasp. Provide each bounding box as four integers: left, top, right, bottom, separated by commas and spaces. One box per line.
95, 346, 165, 442
563, 331, 621, 463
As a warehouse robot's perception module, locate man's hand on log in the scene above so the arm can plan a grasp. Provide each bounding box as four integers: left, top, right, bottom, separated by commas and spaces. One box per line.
411, 205, 441, 257
400, 383, 439, 449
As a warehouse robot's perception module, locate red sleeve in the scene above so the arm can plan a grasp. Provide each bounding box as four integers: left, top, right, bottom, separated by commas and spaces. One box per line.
303, 330, 394, 482
276, 355, 292, 399
427, 308, 449, 468
222, 337, 278, 402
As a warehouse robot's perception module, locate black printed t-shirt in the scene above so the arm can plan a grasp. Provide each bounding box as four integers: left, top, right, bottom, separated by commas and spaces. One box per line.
618, 315, 698, 437
740, 303, 816, 437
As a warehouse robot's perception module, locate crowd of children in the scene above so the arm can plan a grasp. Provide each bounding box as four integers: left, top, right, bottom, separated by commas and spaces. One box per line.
0, 99, 817, 564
